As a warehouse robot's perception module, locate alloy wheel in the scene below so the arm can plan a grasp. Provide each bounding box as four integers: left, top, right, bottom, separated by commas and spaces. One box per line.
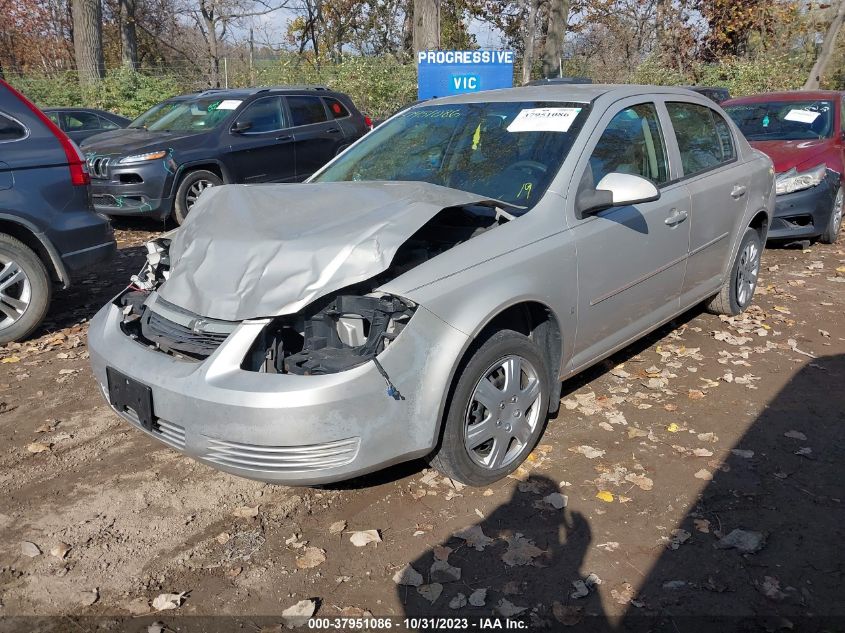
735, 240, 760, 308
832, 187, 844, 236
0, 256, 31, 330
185, 179, 214, 209
463, 354, 543, 470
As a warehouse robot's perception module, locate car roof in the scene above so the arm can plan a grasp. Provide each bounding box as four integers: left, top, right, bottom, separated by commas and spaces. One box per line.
724, 90, 842, 106
165, 86, 337, 101
425, 84, 716, 105
44, 107, 115, 113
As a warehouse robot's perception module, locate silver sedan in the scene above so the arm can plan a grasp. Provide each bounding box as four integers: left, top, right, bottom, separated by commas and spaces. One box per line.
88, 85, 774, 486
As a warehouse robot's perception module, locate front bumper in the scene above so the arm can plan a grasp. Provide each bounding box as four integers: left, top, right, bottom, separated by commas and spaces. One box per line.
768, 177, 836, 241
87, 300, 469, 485
89, 160, 175, 221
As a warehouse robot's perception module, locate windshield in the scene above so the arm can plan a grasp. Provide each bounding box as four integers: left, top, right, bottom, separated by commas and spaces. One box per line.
725, 100, 834, 141
129, 96, 240, 132
312, 101, 591, 209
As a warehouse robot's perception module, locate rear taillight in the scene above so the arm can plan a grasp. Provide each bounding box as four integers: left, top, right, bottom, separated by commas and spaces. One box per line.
0, 79, 90, 186
364, 115, 373, 129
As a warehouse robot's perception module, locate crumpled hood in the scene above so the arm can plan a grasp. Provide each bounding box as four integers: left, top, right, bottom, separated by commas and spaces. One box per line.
749, 139, 833, 174
157, 181, 497, 321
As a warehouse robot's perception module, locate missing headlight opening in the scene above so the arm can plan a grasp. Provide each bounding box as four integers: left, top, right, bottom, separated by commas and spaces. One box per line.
242, 293, 416, 376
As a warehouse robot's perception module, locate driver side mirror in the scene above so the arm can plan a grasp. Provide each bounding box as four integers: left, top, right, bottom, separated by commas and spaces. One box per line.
231, 120, 252, 134
576, 172, 660, 217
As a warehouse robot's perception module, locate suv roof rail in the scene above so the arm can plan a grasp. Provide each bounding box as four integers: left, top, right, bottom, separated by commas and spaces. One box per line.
258, 85, 330, 92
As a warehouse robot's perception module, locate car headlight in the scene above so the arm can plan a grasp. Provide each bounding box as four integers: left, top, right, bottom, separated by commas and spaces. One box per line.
775, 163, 827, 195
119, 150, 167, 165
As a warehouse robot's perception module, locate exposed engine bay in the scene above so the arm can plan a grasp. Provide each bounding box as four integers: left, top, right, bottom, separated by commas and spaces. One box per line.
117, 203, 508, 375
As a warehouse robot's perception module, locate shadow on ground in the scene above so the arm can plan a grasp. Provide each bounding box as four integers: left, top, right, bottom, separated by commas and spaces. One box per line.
400, 355, 845, 632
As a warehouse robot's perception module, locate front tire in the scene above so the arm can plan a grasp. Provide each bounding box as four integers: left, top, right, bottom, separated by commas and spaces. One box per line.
429, 330, 550, 486
705, 227, 762, 316
819, 185, 843, 244
173, 169, 223, 225
0, 234, 52, 344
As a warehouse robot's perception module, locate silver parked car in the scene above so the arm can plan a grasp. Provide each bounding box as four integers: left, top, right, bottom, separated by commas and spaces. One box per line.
88, 85, 775, 486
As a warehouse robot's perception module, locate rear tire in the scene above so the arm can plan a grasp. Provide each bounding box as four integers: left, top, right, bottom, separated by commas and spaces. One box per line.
819, 185, 843, 244
0, 234, 52, 344
173, 169, 222, 225
705, 227, 762, 316
429, 330, 550, 486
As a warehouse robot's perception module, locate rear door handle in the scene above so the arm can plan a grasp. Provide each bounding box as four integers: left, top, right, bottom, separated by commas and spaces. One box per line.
275, 135, 293, 142
326, 127, 341, 134
664, 208, 688, 226
731, 185, 747, 199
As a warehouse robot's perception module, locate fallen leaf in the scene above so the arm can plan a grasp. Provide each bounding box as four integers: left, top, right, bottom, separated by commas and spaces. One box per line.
596, 541, 620, 552
455, 525, 494, 551
417, 583, 443, 603
571, 573, 602, 599
430, 559, 461, 583
295, 547, 326, 569
624, 473, 653, 491
1, 356, 20, 363
668, 529, 691, 550
216, 532, 230, 545
349, 529, 381, 547
392, 564, 423, 587
468, 588, 487, 607
784, 430, 807, 440
75, 588, 99, 607
694, 469, 713, 480
328, 520, 346, 535
282, 599, 317, 626
760, 576, 786, 601
20, 541, 41, 557
716, 529, 766, 554
26, 442, 51, 454
666, 423, 681, 433
448, 593, 467, 609
152, 592, 186, 611
573, 445, 605, 459
731, 449, 754, 459
496, 598, 527, 616
596, 490, 614, 503
693, 448, 714, 457
501, 533, 544, 566
795, 447, 813, 457
687, 389, 705, 400
611, 582, 636, 605
694, 519, 710, 533
543, 492, 568, 509
50, 542, 71, 559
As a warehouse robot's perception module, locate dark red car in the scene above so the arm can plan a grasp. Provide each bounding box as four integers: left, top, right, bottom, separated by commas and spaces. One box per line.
724, 90, 843, 243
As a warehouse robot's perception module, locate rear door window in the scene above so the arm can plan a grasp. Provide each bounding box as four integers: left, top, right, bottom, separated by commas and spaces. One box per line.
65, 111, 111, 131
288, 96, 329, 126
235, 96, 287, 133
667, 102, 735, 176
0, 113, 26, 142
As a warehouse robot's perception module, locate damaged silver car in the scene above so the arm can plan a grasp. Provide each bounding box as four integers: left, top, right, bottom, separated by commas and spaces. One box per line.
88, 85, 775, 486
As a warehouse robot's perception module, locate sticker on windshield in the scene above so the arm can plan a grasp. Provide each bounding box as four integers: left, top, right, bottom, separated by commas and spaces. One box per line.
215, 100, 243, 111
507, 107, 582, 133
783, 109, 820, 124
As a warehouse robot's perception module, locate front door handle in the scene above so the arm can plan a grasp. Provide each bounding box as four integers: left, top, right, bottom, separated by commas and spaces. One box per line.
664, 208, 689, 226
275, 135, 294, 142
731, 185, 747, 199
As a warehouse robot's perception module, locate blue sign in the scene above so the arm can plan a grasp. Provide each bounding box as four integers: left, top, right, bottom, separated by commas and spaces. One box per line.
417, 50, 514, 100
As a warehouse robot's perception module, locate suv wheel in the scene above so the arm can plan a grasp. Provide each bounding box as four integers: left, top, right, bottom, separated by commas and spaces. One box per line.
429, 330, 550, 486
0, 234, 52, 343
173, 170, 223, 225
820, 186, 843, 244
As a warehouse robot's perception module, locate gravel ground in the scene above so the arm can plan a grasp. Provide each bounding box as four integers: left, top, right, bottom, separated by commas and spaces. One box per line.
0, 219, 843, 631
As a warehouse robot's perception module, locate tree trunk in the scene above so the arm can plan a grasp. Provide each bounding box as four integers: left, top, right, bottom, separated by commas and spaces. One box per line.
200, 0, 220, 87
805, 0, 845, 89
72, 0, 105, 84
521, 0, 538, 84
413, 0, 439, 55
541, 0, 569, 78
119, 0, 138, 69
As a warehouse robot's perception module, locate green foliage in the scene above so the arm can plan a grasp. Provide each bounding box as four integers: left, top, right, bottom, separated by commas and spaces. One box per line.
630, 53, 808, 97
8, 68, 180, 119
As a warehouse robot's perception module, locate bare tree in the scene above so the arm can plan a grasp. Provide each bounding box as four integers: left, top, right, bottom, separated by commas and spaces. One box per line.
413, 0, 439, 54
541, 0, 568, 78
72, 0, 105, 83
805, 0, 845, 89
183, 0, 288, 86
520, 0, 539, 84
119, 0, 138, 68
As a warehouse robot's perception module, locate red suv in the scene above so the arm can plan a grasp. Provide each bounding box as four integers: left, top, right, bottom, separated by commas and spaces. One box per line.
723, 90, 843, 244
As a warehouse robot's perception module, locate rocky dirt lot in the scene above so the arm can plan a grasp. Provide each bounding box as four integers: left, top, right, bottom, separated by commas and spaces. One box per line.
0, 220, 843, 631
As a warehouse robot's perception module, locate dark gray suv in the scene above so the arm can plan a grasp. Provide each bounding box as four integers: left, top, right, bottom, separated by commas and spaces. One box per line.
0, 80, 115, 342
81, 86, 370, 224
